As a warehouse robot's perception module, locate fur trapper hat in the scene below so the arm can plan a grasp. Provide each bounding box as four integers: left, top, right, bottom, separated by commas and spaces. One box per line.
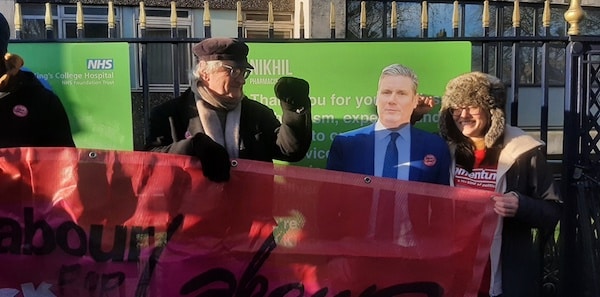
439, 71, 506, 148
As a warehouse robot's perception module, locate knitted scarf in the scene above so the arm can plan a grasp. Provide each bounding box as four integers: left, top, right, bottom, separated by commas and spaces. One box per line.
193, 81, 242, 158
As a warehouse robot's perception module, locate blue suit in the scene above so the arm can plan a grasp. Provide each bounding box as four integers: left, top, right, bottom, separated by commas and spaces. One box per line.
327, 124, 451, 185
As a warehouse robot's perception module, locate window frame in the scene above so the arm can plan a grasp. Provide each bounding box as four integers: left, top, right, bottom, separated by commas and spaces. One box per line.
243, 11, 294, 39
19, 3, 120, 39
133, 7, 194, 91
61, 5, 120, 38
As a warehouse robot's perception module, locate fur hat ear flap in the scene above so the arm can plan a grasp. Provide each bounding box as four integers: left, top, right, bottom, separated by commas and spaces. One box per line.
438, 108, 452, 142
485, 108, 505, 147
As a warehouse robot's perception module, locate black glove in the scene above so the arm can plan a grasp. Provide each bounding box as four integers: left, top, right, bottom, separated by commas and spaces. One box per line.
274, 77, 311, 109
191, 133, 230, 182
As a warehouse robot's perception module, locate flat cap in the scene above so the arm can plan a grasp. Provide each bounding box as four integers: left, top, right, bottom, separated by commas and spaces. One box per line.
192, 38, 253, 69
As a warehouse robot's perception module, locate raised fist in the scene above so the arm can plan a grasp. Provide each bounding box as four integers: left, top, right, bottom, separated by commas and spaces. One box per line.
274, 76, 310, 109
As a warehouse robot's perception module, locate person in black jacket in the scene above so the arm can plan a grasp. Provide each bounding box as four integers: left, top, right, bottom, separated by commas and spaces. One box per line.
0, 12, 75, 148
145, 38, 312, 182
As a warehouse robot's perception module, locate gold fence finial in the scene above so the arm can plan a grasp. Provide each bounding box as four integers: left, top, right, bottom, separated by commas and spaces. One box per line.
45, 3, 53, 31
170, 1, 177, 28
512, 0, 521, 28
14, 3, 22, 32
237, 1, 242, 27
483, 0, 489, 28
139, 1, 146, 30
421, 1, 428, 30
452, 1, 459, 30
330, 2, 335, 30
108, 1, 115, 29
543, 0, 551, 28
76, 2, 84, 31
564, 0, 584, 35
204, 1, 211, 28
391, 1, 397, 30
360, 1, 366, 30
139, 2, 146, 30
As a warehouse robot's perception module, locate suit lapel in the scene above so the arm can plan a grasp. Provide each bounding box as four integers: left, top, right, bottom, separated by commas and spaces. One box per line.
409, 127, 420, 182
238, 99, 253, 140
184, 90, 205, 136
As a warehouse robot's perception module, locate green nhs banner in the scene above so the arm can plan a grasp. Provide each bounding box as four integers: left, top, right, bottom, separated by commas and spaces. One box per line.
8, 41, 469, 169
9, 42, 133, 151
245, 41, 472, 168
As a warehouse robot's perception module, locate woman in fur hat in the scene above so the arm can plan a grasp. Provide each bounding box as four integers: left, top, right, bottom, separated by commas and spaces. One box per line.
439, 72, 562, 297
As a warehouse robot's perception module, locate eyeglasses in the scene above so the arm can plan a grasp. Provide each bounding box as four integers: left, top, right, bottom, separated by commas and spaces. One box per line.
449, 106, 482, 116
222, 64, 252, 79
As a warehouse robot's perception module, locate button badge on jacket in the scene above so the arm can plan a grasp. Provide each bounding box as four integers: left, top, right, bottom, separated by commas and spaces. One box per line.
13, 105, 28, 117
423, 154, 437, 167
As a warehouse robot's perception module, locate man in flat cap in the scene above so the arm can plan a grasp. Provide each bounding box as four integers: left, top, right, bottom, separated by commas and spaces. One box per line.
145, 37, 312, 182
0, 12, 75, 148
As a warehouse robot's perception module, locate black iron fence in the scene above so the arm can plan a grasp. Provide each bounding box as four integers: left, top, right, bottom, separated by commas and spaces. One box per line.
562, 37, 600, 297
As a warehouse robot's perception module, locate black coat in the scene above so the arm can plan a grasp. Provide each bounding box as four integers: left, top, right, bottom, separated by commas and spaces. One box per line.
0, 71, 75, 148
501, 146, 562, 297
452, 126, 562, 297
145, 88, 312, 162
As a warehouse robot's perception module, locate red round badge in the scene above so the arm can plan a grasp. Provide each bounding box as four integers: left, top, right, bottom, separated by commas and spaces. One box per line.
13, 105, 28, 117
423, 154, 437, 167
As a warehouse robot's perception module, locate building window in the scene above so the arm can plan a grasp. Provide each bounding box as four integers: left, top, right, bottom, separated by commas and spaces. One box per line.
19, 3, 119, 39
62, 6, 119, 38
244, 11, 294, 39
19, 4, 58, 39
135, 8, 192, 89
346, 1, 387, 39
393, 2, 420, 38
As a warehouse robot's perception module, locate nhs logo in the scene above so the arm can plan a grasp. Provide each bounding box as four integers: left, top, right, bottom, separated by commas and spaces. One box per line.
87, 59, 114, 70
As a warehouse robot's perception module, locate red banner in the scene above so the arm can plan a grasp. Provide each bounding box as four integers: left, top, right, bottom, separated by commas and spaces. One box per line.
0, 147, 497, 297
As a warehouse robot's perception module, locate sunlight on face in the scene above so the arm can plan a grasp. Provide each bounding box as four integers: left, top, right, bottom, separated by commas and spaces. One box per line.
452, 106, 490, 139
203, 64, 246, 100
375, 75, 418, 129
